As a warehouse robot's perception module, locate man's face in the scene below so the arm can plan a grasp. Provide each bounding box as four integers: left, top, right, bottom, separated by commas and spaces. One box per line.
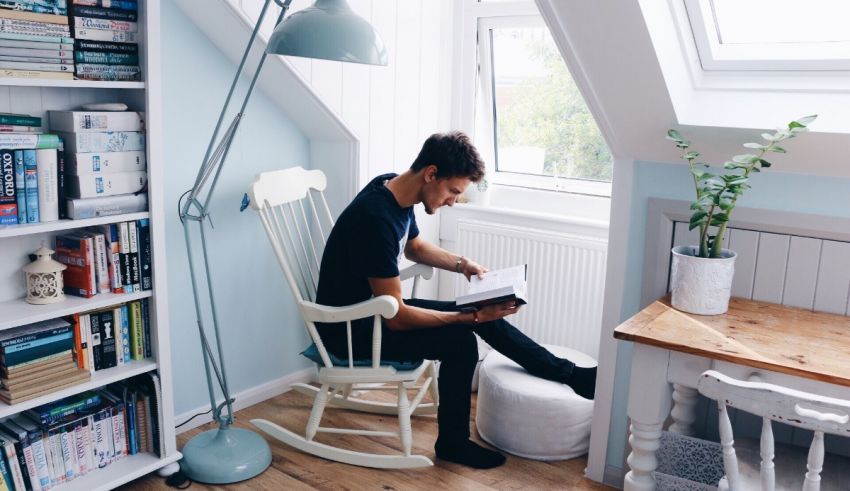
421, 170, 471, 215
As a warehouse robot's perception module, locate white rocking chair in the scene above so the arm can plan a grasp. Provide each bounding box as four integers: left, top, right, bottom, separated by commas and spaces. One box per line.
697, 370, 850, 491
246, 166, 438, 469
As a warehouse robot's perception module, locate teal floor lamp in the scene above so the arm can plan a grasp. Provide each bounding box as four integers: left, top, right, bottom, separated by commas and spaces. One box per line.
177, 0, 387, 484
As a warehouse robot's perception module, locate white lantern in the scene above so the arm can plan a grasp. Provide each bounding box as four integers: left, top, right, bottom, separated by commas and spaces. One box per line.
22, 245, 67, 305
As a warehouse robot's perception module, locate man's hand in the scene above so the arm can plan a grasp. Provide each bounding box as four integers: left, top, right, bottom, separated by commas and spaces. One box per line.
475, 301, 520, 323
461, 257, 488, 281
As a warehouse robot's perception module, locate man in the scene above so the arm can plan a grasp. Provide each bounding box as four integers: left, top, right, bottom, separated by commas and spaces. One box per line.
316, 131, 596, 469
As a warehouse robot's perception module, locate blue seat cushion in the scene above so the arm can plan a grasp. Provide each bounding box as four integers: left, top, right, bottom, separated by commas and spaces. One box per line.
300, 343, 424, 371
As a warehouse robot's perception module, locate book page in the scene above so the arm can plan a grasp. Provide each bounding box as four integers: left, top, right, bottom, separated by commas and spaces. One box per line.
468, 264, 527, 294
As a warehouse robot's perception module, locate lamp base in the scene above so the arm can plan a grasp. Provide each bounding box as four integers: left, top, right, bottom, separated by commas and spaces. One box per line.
180, 426, 272, 484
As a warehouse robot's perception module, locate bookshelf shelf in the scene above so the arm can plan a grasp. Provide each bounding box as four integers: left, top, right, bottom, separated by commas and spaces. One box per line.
0, 359, 156, 420
0, 212, 150, 239
0, 78, 145, 89
61, 452, 181, 491
0, 290, 153, 331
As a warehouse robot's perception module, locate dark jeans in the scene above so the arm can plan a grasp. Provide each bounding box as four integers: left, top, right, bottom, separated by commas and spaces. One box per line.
318, 299, 576, 442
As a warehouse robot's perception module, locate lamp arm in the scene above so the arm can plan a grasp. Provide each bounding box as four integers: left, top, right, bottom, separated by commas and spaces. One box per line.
178, 0, 292, 429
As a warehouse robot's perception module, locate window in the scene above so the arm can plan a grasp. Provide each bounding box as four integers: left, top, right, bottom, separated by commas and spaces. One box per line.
685, 0, 850, 70
461, 1, 612, 195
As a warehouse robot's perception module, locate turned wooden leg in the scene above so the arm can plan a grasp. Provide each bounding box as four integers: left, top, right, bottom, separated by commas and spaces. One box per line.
398, 383, 412, 456
669, 384, 699, 436
306, 383, 330, 441
624, 345, 673, 491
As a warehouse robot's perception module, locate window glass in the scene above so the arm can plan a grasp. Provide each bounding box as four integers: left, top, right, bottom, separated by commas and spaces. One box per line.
712, 0, 850, 45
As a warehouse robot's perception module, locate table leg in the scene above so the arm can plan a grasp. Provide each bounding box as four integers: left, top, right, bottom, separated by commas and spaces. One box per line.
669, 384, 699, 436
624, 344, 672, 491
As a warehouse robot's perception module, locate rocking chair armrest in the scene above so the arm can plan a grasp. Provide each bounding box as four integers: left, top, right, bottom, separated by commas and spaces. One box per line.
399, 263, 434, 282
300, 295, 400, 324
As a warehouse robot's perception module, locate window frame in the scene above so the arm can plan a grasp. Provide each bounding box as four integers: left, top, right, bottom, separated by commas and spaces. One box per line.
685, 0, 850, 71
454, 0, 613, 197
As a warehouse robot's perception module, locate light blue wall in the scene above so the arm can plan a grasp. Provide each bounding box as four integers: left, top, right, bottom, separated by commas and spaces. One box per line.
606, 160, 850, 469
161, 0, 312, 416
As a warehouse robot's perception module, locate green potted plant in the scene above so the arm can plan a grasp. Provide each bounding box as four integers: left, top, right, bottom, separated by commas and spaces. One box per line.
665, 115, 816, 315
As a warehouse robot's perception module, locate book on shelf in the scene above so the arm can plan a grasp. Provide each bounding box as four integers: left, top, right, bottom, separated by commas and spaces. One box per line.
73, 27, 137, 43
67, 150, 146, 174
0, 1, 68, 16
48, 110, 144, 133
12, 150, 23, 224
0, 45, 72, 59
74, 50, 137, 65
66, 192, 147, 219
0, 113, 41, 127
22, 148, 37, 223
0, 31, 72, 44
0, 68, 73, 80
54, 131, 143, 153
0, 133, 58, 150
0, 20, 70, 38
0, 124, 41, 132
0, 60, 72, 72
71, 5, 136, 22
74, 63, 140, 81
73, 38, 136, 54
0, 8, 68, 25
138, 217, 151, 291
73, 16, 136, 33
0, 149, 14, 225
35, 147, 58, 222
66, 170, 146, 198
72, 0, 138, 10
455, 264, 529, 309
54, 232, 96, 297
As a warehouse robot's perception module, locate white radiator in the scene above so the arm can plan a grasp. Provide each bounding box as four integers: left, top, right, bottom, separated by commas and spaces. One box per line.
454, 219, 607, 359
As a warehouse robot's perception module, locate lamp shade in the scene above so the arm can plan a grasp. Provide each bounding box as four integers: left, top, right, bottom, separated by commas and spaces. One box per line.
267, 0, 388, 66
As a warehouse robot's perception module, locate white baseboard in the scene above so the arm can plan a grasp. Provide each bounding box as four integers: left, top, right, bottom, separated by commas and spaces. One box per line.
174, 367, 317, 434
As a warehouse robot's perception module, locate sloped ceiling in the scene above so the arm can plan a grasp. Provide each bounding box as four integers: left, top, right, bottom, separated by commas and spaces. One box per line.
537, 0, 850, 178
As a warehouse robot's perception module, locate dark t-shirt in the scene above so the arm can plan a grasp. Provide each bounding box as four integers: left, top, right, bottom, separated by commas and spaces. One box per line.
316, 173, 419, 310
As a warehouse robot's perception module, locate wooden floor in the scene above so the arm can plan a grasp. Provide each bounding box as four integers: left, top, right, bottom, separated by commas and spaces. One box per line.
121, 388, 611, 490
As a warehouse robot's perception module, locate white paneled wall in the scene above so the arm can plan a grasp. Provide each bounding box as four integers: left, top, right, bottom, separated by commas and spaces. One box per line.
233, 0, 454, 298
669, 221, 850, 457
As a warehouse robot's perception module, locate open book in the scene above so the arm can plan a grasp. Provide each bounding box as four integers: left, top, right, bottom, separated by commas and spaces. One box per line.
455, 264, 528, 310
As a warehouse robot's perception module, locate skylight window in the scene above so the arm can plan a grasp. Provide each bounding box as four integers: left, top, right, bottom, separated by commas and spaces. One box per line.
685, 0, 850, 70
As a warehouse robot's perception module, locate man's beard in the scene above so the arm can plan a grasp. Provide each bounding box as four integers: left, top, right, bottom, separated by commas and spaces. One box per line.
424, 204, 435, 215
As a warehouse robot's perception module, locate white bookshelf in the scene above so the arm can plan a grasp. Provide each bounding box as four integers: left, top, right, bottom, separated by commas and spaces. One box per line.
0, 1, 179, 489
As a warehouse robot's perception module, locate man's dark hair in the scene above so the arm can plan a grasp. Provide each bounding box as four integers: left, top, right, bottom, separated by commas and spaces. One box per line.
410, 131, 485, 182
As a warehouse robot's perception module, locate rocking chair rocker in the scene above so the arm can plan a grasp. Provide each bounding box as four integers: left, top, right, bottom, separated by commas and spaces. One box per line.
247, 167, 439, 469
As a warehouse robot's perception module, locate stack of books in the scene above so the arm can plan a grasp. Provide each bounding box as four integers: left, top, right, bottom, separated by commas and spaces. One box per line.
0, 372, 161, 489
54, 221, 152, 297
72, 300, 153, 372
48, 109, 147, 219
70, 0, 139, 81
0, 319, 90, 405
0, 116, 64, 225
0, 1, 74, 81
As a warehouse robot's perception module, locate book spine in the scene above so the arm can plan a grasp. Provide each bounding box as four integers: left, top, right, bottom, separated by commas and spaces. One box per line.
73, 27, 137, 43
73, 63, 140, 81
91, 411, 108, 468
73, 5, 136, 21
35, 148, 58, 222
19, 436, 40, 491
0, 133, 59, 150
110, 405, 125, 458
0, 69, 73, 80
128, 219, 140, 290
53, 239, 93, 297
81, 418, 93, 474
73, 39, 136, 54
72, 421, 86, 477
73, 50, 137, 65
124, 395, 136, 455
83, 235, 96, 297
0, 149, 15, 225
72, 0, 138, 10
28, 434, 48, 491
22, 149, 37, 223
98, 310, 117, 369
129, 301, 142, 360
73, 314, 84, 369
50, 112, 144, 133
0, 18, 69, 35
0, 60, 72, 71
0, 31, 72, 44
112, 306, 123, 366
47, 428, 64, 485
57, 131, 144, 153
13, 150, 24, 224
1, 324, 72, 348
0, 114, 40, 127
88, 313, 101, 371
58, 427, 74, 482
120, 304, 129, 363
0, 446, 12, 491
5, 441, 25, 491
118, 221, 132, 293
67, 170, 146, 198
0, 46, 72, 59
0, 9, 68, 25
139, 217, 151, 291
74, 70, 139, 82
0, 124, 40, 131
65, 193, 147, 220
73, 16, 136, 33
56, 140, 65, 219
1, 338, 73, 366
0, 1, 67, 16
141, 298, 151, 358
92, 232, 109, 293
106, 223, 122, 292
11, 440, 32, 491
68, 150, 145, 174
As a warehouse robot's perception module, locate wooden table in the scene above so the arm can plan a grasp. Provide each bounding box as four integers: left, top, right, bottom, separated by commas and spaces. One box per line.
614, 297, 850, 491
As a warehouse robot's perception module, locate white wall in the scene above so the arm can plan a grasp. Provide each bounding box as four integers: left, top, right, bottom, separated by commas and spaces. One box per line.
235, 0, 456, 299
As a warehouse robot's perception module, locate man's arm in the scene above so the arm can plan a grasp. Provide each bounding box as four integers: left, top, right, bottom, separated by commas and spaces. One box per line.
368, 276, 519, 331
404, 236, 486, 280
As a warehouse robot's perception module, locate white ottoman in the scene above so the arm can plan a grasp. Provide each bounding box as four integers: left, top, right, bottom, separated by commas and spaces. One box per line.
475, 344, 596, 461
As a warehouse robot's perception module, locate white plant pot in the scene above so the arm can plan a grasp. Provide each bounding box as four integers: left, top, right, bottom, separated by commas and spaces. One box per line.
670, 245, 737, 315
